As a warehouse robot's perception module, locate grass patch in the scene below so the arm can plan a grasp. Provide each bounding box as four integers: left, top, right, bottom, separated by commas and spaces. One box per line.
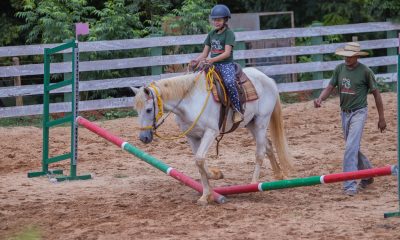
8, 226, 42, 240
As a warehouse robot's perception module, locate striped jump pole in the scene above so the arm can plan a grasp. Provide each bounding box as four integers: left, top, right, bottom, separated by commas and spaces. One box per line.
76, 116, 226, 204
214, 165, 398, 195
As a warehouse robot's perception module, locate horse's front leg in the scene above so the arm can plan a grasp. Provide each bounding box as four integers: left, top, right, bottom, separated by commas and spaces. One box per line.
195, 129, 219, 205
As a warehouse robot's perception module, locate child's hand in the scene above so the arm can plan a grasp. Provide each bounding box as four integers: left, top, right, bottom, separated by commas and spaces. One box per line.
190, 59, 199, 67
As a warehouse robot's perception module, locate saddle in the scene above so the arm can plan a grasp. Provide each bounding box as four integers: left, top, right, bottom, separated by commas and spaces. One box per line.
206, 63, 259, 134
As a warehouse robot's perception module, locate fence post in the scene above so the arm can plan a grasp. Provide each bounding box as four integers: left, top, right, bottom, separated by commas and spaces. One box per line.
150, 34, 163, 75
12, 57, 23, 106
234, 28, 246, 68
387, 19, 398, 73
311, 21, 323, 81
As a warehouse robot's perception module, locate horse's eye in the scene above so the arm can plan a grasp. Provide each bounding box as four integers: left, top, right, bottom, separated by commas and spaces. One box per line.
146, 108, 152, 113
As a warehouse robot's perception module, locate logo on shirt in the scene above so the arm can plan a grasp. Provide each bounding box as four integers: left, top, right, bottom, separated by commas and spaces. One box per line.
211, 39, 224, 54
340, 77, 355, 95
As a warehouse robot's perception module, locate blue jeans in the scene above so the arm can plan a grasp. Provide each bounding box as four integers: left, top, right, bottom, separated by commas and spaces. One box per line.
341, 107, 372, 191
214, 63, 241, 112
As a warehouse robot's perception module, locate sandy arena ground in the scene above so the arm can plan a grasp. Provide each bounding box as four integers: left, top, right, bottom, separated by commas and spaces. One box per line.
1, 93, 400, 239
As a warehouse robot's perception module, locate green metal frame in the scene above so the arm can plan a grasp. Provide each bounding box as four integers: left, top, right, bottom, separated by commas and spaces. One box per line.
384, 50, 400, 218
27, 39, 91, 181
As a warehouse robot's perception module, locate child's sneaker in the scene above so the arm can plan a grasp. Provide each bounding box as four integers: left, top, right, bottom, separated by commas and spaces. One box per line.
233, 111, 243, 123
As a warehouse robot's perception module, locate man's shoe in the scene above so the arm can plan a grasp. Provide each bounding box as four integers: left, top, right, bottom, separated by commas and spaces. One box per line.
359, 178, 374, 189
233, 111, 243, 123
344, 189, 358, 196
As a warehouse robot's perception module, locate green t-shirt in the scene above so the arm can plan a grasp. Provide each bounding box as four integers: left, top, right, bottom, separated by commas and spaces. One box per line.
329, 63, 377, 111
204, 28, 235, 63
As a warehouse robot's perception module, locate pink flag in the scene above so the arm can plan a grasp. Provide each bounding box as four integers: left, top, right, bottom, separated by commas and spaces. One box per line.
75, 23, 89, 36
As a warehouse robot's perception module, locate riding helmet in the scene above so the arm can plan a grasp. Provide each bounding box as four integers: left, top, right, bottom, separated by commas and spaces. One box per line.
210, 4, 231, 19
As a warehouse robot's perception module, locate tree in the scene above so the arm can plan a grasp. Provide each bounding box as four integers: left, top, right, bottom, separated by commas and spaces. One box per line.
16, 0, 95, 43
162, 0, 215, 35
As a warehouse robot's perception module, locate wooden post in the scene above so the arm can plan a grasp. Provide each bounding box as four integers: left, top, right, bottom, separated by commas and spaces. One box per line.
150, 34, 163, 75
387, 19, 398, 73
234, 28, 246, 68
289, 11, 297, 82
12, 57, 23, 106
311, 21, 323, 81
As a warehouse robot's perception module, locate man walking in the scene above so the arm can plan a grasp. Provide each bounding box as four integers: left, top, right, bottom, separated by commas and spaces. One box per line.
314, 42, 387, 196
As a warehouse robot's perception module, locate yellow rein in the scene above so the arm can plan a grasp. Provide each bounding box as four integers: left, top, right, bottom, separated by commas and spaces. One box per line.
140, 67, 218, 140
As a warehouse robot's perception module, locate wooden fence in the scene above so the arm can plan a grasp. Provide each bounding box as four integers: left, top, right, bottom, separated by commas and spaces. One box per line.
0, 22, 399, 118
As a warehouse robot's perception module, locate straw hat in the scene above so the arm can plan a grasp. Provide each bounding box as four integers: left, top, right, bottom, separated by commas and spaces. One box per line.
335, 42, 369, 57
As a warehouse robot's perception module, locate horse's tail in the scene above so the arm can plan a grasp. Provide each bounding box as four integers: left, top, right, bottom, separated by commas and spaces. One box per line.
270, 96, 293, 174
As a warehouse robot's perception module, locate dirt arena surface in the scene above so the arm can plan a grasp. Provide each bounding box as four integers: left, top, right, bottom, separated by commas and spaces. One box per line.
1, 92, 400, 239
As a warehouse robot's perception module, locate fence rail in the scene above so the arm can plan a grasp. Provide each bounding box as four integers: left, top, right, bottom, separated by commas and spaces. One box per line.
1, 38, 398, 78
1, 22, 399, 57
0, 21, 399, 118
0, 73, 397, 118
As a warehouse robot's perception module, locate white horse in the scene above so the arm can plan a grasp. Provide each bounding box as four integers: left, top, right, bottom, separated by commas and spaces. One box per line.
132, 67, 293, 205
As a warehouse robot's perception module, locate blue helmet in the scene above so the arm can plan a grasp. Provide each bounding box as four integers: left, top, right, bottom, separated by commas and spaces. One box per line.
210, 4, 231, 19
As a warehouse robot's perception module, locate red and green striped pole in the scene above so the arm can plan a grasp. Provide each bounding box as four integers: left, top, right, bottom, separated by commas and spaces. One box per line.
214, 165, 397, 195
76, 116, 226, 204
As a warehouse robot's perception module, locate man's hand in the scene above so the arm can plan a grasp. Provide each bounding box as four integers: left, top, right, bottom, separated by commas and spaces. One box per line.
378, 118, 387, 133
314, 98, 322, 108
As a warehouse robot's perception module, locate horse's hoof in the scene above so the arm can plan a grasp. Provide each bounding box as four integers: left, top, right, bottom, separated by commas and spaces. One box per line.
274, 173, 286, 180
209, 167, 224, 180
197, 195, 212, 206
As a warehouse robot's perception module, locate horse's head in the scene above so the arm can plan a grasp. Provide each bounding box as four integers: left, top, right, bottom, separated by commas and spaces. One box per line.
132, 86, 161, 144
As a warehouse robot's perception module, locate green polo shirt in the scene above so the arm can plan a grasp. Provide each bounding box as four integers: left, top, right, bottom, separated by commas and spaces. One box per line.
204, 28, 235, 63
329, 63, 377, 111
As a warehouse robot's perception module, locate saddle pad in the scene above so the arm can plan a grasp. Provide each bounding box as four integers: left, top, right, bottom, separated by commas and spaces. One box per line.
212, 74, 259, 103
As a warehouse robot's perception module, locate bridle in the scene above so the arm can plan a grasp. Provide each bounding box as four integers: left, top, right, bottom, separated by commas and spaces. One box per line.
139, 82, 164, 131
138, 69, 215, 140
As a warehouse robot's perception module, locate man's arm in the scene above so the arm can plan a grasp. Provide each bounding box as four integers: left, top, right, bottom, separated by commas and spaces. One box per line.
314, 84, 335, 108
371, 89, 387, 132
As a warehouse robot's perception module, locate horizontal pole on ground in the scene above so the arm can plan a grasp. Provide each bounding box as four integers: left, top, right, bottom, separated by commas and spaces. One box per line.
213, 165, 396, 195
76, 116, 226, 204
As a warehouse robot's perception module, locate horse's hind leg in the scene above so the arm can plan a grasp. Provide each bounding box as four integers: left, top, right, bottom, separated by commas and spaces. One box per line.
248, 117, 285, 182
195, 129, 219, 205
247, 119, 267, 183
266, 138, 285, 180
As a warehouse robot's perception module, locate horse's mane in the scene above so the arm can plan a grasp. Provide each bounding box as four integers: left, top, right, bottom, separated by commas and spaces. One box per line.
134, 72, 203, 110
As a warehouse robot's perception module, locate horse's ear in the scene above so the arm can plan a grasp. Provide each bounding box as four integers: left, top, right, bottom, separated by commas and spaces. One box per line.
143, 87, 151, 96
130, 87, 139, 95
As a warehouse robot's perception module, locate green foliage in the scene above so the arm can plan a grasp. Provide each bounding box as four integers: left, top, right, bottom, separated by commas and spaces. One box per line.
375, 76, 394, 93
0, 13, 20, 46
365, 0, 400, 22
89, 0, 145, 41
138, 0, 173, 35
16, 0, 95, 43
0, 116, 42, 127
163, 0, 215, 35
103, 109, 138, 120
